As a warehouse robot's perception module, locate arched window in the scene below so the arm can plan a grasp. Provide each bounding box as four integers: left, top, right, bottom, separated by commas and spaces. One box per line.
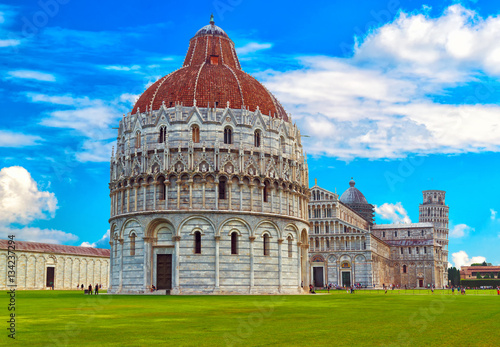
288, 236, 293, 257
403, 265, 407, 273
326, 238, 330, 249
194, 231, 201, 254
130, 233, 136, 256
254, 130, 261, 147
218, 177, 227, 199
315, 238, 319, 248
382, 231, 385, 238
135, 131, 141, 148
409, 247, 412, 254
263, 181, 269, 203
408, 230, 410, 237
280, 136, 285, 153
395, 231, 398, 238
192, 125, 200, 143
263, 234, 270, 256
224, 127, 232, 144
158, 176, 166, 200
401, 247, 403, 254
231, 232, 238, 255
424, 246, 427, 254
159, 126, 167, 143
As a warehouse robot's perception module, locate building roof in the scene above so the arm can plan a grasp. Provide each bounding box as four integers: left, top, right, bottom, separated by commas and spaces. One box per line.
372, 223, 434, 229
0, 240, 110, 257
339, 179, 368, 205
460, 265, 500, 271
132, 16, 288, 121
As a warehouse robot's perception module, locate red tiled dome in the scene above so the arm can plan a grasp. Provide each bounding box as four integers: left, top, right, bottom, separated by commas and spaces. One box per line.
132, 18, 288, 121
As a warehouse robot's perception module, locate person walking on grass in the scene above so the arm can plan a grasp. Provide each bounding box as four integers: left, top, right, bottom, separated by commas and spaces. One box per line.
89, 284, 93, 295
95, 284, 99, 295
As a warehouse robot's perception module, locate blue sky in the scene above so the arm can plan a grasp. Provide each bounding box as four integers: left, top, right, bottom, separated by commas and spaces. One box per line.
0, 0, 499, 268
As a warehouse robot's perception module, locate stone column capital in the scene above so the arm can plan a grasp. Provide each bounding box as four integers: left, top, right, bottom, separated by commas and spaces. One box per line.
249, 236, 256, 241
172, 235, 181, 242
277, 238, 284, 244
214, 235, 221, 241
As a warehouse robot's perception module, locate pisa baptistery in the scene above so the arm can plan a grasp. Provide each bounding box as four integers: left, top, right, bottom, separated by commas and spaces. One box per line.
108, 17, 310, 294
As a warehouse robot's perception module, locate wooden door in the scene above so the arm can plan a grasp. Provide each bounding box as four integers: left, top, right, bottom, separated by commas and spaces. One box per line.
46, 267, 55, 287
157, 254, 172, 290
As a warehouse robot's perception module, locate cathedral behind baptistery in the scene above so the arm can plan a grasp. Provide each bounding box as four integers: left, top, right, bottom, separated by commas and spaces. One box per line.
108, 17, 309, 294
308, 180, 449, 289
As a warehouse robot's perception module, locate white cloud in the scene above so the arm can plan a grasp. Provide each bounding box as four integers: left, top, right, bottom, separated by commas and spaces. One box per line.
119, 93, 140, 105
40, 105, 117, 139
0, 226, 78, 244
375, 202, 411, 224
449, 224, 474, 238
26, 93, 93, 106
452, 250, 486, 269
0, 166, 75, 244
0, 130, 42, 147
490, 209, 497, 220
261, 5, 500, 159
0, 39, 20, 47
76, 139, 114, 162
104, 65, 141, 71
7, 70, 56, 82
80, 230, 109, 248
236, 42, 273, 55
0, 166, 58, 225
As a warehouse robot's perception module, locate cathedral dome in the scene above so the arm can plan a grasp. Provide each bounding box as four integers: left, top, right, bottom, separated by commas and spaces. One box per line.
132, 16, 288, 121
339, 178, 368, 204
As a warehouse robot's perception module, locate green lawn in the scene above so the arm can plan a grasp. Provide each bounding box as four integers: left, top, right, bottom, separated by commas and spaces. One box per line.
12, 290, 500, 346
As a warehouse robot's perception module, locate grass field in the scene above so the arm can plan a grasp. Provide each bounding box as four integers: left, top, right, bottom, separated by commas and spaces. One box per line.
11, 290, 500, 346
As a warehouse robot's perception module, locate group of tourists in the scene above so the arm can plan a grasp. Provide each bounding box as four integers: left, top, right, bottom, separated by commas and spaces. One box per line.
78, 283, 101, 295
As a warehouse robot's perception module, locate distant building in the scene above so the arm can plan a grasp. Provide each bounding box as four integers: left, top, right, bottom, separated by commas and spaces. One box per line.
308, 180, 449, 288
460, 265, 500, 279
0, 240, 109, 290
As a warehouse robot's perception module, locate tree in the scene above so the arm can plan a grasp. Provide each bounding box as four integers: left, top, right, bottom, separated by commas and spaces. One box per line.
476, 272, 482, 279
448, 267, 461, 286
484, 274, 490, 279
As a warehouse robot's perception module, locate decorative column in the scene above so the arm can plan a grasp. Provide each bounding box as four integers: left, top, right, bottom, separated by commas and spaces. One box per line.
118, 238, 124, 293
228, 182, 232, 211
214, 235, 220, 290
188, 179, 193, 209
164, 181, 170, 210
278, 238, 283, 292
173, 235, 181, 294
270, 187, 274, 213
109, 240, 114, 291
177, 180, 181, 209
249, 183, 254, 211
260, 183, 265, 212
143, 237, 151, 291
215, 179, 219, 210
126, 184, 131, 212
239, 182, 243, 210
279, 187, 283, 214
249, 236, 255, 292
153, 179, 157, 210
134, 183, 139, 211
142, 182, 148, 211
297, 241, 302, 290
202, 180, 206, 208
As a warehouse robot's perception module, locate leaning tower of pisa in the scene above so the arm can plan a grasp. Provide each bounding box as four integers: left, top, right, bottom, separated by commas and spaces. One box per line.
419, 190, 449, 285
